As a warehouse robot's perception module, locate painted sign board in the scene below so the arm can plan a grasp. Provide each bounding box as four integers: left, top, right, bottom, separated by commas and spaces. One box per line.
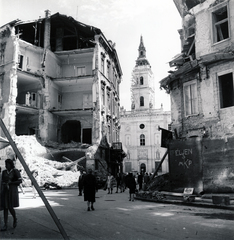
168, 138, 203, 194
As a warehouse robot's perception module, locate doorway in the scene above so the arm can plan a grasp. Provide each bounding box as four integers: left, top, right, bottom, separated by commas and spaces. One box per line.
61, 120, 81, 143
140, 163, 146, 173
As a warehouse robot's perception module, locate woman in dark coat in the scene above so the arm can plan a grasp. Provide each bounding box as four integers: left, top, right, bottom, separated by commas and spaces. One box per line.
83, 169, 97, 211
1, 159, 22, 231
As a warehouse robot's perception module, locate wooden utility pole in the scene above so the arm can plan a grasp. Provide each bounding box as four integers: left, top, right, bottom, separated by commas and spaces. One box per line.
0, 118, 69, 240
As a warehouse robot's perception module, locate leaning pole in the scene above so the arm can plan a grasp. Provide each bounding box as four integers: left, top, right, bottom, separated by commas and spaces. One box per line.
0, 118, 70, 240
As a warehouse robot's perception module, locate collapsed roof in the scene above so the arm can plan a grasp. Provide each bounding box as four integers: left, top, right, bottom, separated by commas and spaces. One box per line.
14, 12, 101, 50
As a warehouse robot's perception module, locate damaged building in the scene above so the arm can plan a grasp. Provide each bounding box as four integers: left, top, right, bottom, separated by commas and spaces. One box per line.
160, 0, 234, 194
0, 11, 122, 171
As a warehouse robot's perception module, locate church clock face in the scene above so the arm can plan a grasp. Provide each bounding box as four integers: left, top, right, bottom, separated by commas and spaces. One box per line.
140, 124, 145, 129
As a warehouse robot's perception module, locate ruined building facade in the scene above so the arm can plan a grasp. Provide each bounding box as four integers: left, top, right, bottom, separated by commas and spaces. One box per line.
0, 11, 122, 149
120, 36, 171, 174
160, 0, 234, 193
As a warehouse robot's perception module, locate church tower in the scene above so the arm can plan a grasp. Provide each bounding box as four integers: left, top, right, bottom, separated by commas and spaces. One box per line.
131, 36, 155, 111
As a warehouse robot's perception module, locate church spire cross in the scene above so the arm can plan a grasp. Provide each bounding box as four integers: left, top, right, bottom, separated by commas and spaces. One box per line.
136, 35, 150, 67
138, 35, 146, 58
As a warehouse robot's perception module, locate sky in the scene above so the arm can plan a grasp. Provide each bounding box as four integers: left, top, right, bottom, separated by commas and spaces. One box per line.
0, 0, 182, 111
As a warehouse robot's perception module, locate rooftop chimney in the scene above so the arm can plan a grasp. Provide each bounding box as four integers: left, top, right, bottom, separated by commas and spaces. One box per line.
44, 10, 51, 49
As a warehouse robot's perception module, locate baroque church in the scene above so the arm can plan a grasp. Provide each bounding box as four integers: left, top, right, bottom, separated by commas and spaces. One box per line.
120, 36, 171, 174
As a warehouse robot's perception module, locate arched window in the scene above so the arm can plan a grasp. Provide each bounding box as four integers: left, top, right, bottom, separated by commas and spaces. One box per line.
140, 134, 145, 146
140, 96, 144, 106
140, 76, 144, 85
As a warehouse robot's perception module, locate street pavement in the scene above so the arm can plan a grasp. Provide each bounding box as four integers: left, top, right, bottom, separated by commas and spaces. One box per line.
0, 188, 234, 240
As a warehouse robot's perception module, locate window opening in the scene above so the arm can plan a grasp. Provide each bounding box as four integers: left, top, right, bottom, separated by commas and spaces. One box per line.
219, 72, 234, 108
213, 6, 229, 43
140, 96, 144, 107
18, 55, 23, 69
140, 134, 145, 146
140, 76, 144, 85
101, 58, 105, 74
184, 81, 198, 116
77, 66, 86, 76
58, 94, 62, 103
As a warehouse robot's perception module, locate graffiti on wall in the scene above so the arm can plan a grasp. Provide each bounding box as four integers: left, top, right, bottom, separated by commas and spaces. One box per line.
175, 148, 193, 169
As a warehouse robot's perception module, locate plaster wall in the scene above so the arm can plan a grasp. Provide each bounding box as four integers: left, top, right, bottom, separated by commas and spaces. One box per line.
47, 80, 60, 110
39, 110, 57, 141
61, 82, 92, 110
170, 80, 182, 125
45, 51, 61, 78
18, 41, 43, 73
60, 53, 93, 77
193, 0, 234, 58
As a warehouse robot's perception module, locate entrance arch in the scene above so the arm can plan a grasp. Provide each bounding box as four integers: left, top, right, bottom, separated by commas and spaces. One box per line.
61, 120, 81, 143
140, 163, 146, 173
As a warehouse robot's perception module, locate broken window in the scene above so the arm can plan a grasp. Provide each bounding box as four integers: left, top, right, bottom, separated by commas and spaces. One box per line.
140, 134, 145, 146
77, 66, 86, 76
183, 80, 198, 116
212, 5, 229, 43
219, 72, 234, 108
140, 96, 144, 107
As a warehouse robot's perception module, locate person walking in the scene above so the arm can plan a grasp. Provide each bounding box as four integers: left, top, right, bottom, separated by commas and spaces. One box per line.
137, 172, 143, 191
143, 172, 150, 189
83, 169, 97, 211
127, 172, 136, 202
78, 171, 86, 196
107, 173, 115, 194
1, 159, 22, 231
115, 173, 122, 193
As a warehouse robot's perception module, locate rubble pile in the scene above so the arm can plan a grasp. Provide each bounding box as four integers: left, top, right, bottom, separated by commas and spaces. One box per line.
136, 173, 174, 200
7, 135, 81, 188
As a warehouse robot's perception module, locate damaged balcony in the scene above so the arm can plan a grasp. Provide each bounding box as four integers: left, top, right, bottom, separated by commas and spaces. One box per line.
16, 40, 44, 136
